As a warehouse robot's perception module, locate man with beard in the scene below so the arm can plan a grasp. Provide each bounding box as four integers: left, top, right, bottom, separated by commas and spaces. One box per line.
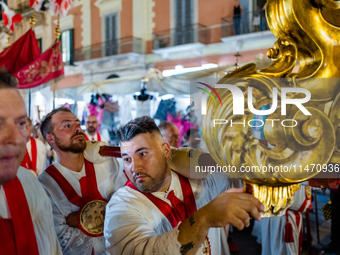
0, 71, 62, 254
38, 107, 126, 255
104, 116, 263, 255
85, 115, 105, 142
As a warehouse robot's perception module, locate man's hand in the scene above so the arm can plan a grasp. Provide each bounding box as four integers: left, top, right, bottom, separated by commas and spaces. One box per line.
202, 188, 263, 230
177, 188, 263, 255
66, 211, 79, 228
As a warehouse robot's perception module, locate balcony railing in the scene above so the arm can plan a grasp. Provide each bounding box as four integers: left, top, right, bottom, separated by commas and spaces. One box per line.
153, 23, 210, 50
74, 36, 143, 62
221, 11, 270, 38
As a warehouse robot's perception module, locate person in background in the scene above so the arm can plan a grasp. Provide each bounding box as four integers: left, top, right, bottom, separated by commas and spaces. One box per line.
158, 121, 180, 148
324, 186, 340, 254
233, 0, 244, 35
0, 70, 62, 254
36, 123, 56, 168
85, 115, 103, 141
182, 128, 201, 149
20, 118, 46, 176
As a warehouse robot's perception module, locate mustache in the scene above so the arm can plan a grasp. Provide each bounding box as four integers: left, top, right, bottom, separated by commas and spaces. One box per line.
133, 172, 152, 181
71, 132, 85, 139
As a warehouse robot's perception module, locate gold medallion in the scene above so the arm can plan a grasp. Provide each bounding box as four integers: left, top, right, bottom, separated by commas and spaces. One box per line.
79, 200, 107, 236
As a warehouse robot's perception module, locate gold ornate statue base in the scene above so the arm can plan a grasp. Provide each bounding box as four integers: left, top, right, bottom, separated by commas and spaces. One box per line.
244, 183, 301, 217
201, 0, 340, 218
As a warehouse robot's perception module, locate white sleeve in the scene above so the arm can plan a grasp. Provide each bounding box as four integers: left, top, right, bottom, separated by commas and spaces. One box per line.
35, 139, 46, 175
38, 174, 95, 255
104, 206, 181, 255
45, 187, 95, 255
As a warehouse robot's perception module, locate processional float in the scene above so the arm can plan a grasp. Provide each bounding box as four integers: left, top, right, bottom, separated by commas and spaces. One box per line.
202, 0, 340, 217
99, 0, 340, 217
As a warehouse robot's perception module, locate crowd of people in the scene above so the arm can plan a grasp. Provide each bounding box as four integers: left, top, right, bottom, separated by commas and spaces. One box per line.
0, 70, 338, 255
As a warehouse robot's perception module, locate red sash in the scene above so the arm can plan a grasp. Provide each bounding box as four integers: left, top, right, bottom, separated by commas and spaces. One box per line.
20, 137, 37, 174
45, 159, 104, 207
0, 177, 40, 255
85, 133, 101, 142
125, 174, 197, 228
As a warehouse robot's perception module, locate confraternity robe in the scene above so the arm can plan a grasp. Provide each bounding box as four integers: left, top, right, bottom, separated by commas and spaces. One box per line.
21, 137, 46, 176
38, 156, 126, 255
104, 171, 231, 255
252, 184, 312, 255
0, 166, 62, 254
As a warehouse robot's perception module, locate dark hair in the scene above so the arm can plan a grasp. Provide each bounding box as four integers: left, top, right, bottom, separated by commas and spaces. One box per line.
0, 71, 18, 89
186, 128, 199, 140
158, 121, 175, 136
117, 116, 161, 142
40, 107, 72, 140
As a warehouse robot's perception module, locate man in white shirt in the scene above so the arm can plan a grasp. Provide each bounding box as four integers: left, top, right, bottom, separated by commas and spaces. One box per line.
159, 121, 180, 148
20, 118, 46, 176
0, 71, 62, 255
104, 116, 263, 255
85, 115, 104, 142
38, 108, 126, 255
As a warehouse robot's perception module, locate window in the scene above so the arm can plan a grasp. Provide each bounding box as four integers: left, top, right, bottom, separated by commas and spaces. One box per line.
61, 29, 74, 65
105, 13, 118, 56
37, 38, 42, 52
175, 0, 193, 45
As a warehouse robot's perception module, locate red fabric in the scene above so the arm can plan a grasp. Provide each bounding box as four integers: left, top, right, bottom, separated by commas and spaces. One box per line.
309, 178, 340, 189
2, 177, 40, 255
284, 210, 294, 243
45, 159, 104, 207
125, 174, 197, 228
10, 15, 22, 32
20, 137, 37, 174
85, 133, 101, 141
15, 42, 64, 89
2, 13, 8, 28
79, 177, 88, 198
0, 29, 41, 74
167, 191, 188, 222
0, 219, 17, 254
294, 211, 303, 255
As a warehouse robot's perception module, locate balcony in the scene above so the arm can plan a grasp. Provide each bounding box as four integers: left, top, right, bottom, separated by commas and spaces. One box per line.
152, 23, 210, 57
14, 1, 47, 26
220, 11, 276, 51
221, 11, 270, 38
74, 36, 143, 62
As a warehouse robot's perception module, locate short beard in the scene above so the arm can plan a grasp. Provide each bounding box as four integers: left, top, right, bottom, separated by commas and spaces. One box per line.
133, 154, 168, 193
55, 132, 86, 153
87, 126, 96, 133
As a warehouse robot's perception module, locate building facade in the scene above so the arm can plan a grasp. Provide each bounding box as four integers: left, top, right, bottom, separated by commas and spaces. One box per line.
8, 0, 275, 81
